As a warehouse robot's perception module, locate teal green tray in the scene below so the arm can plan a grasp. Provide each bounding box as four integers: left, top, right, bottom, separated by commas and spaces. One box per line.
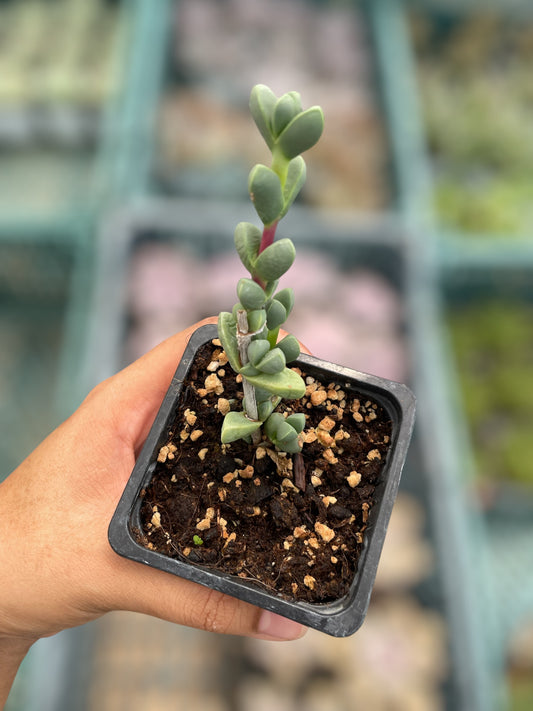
0, 0, 146, 226
0, 221, 93, 466
438, 257, 533, 711
394, 0, 533, 247
442, 260, 533, 622
403, 0, 533, 13
0, 241, 71, 476
116, 0, 396, 214
372, 1, 504, 708
99, 0, 172, 200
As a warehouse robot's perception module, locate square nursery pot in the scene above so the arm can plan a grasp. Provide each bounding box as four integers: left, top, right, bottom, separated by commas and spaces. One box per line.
109, 324, 416, 637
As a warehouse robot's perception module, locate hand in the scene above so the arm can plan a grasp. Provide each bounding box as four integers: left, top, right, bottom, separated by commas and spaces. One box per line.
0, 318, 306, 706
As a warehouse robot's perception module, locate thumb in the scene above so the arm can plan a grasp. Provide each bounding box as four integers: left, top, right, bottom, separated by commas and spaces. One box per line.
103, 554, 307, 641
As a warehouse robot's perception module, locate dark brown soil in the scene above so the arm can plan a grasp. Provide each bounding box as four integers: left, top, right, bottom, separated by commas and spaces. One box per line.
135, 339, 392, 604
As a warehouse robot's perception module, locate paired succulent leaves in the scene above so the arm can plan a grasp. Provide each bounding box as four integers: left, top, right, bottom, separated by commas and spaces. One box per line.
248, 84, 324, 226
217, 85, 324, 453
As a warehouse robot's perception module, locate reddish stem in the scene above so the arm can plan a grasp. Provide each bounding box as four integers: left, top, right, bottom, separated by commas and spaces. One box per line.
259, 221, 278, 254
254, 221, 278, 287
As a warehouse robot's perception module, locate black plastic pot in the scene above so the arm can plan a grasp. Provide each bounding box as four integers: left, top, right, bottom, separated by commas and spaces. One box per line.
109, 324, 416, 637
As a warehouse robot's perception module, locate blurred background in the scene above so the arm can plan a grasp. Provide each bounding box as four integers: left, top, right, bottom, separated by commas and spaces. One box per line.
1, 0, 533, 709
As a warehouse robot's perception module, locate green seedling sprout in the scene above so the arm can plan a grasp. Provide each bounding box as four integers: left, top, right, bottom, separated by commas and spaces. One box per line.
218, 84, 324, 453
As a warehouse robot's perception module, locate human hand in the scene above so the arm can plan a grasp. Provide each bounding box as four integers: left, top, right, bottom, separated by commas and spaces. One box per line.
0, 318, 306, 705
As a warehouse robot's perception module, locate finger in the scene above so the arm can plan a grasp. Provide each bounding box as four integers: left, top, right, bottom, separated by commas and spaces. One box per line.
115, 319, 309, 407
83, 318, 218, 449
106, 557, 307, 642
123, 317, 219, 395
92, 318, 310, 450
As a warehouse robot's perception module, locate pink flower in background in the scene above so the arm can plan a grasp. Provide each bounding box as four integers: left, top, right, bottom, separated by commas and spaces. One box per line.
128, 244, 199, 318
286, 307, 407, 382
125, 245, 408, 383
125, 314, 189, 363
338, 269, 403, 328
201, 252, 247, 314
278, 250, 342, 306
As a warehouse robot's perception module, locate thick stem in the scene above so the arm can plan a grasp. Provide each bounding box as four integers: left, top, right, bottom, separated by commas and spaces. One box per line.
254, 222, 279, 289
267, 326, 280, 349
271, 144, 289, 185
258, 221, 278, 254
236, 311, 261, 445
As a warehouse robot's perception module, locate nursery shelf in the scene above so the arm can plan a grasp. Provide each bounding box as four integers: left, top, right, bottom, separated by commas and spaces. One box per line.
443, 262, 533, 659
5, 1, 533, 709
405, 0, 533, 243
0, 0, 176, 231
377, 3, 533, 705
116, 0, 395, 216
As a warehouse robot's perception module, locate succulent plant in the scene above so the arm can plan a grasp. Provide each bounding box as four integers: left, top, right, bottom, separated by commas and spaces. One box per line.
217, 84, 324, 452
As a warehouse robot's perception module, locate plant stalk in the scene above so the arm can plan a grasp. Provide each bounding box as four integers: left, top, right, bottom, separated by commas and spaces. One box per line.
259, 221, 278, 254
253, 222, 279, 288
271, 144, 289, 185
236, 310, 261, 444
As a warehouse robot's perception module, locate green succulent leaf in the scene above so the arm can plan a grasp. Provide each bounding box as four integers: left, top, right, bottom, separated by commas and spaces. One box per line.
272, 91, 302, 138
286, 413, 306, 433
264, 412, 284, 439
240, 363, 261, 378
254, 347, 286, 374
193, 535, 204, 546
264, 413, 302, 453
273, 420, 296, 445
279, 426, 300, 447
280, 156, 306, 217
276, 334, 301, 363
232, 302, 245, 320
234, 222, 262, 273
276, 437, 302, 454
237, 278, 267, 310
249, 84, 276, 149
247, 308, 267, 333
217, 312, 241, 372
221, 411, 262, 444
254, 238, 296, 282
264, 279, 279, 299
248, 164, 284, 226
243, 367, 305, 399
248, 339, 271, 367
254, 387, 275, 402
266, 299, 287, 330
257, 398, 276, 421
277, 106, 325, 160
274, 287, 295, 316
243, 393, 265, 418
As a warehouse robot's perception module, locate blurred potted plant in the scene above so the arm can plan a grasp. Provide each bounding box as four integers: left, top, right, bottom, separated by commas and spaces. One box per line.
450, 300, 533, 511
109, 85, 415, 636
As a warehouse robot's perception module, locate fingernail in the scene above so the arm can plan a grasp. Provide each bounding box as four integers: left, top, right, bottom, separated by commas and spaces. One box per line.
257, 610, 307, 640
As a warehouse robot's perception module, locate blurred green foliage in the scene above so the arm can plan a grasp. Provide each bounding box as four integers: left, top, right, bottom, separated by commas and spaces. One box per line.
411, 11, 533, 237
450, 302, 533, 485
